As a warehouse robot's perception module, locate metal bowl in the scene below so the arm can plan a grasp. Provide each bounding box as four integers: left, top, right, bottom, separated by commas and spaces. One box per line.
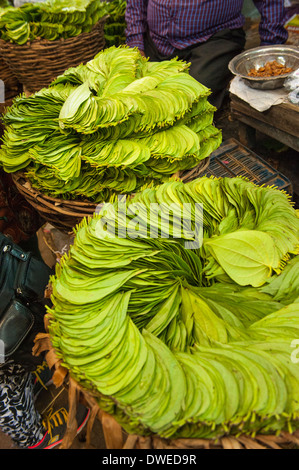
228, 45, 299, 90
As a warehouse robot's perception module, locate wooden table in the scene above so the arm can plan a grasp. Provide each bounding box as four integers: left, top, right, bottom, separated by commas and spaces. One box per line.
230, 93, 299, 152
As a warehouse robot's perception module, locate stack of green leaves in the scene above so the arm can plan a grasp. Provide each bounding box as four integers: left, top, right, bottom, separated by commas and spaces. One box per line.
48, 176, 299, 439
0, 0, 109, 44
0, 45, 222, 202
0, 0, 11, 9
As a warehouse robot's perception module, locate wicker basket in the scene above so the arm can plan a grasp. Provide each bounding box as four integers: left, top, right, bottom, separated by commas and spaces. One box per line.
1, 94, 22, 135
0, 96, 16, 125
12, 172, 98, 232
11, 158, 210, 232
0, 16, 108, 94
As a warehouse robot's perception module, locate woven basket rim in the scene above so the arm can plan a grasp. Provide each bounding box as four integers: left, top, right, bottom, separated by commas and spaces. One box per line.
0, 15, 109, 49
178, 156, 210, 182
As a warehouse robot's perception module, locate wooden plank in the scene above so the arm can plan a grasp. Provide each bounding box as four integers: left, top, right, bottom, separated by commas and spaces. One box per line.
230, 94, 299, 139
231, 111, 299, 153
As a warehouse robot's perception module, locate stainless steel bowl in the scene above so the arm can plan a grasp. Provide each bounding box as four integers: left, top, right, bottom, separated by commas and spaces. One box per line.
228, 45, 299, 90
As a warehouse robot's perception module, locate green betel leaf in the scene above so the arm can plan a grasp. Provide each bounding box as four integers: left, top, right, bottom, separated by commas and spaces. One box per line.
204, 230, 280, 287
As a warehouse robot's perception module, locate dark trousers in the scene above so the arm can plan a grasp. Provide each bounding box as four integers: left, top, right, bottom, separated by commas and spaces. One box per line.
144, 28, 246, 109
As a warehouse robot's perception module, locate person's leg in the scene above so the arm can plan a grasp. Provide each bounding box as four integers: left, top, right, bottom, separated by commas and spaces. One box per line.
0, 362, 45, 448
